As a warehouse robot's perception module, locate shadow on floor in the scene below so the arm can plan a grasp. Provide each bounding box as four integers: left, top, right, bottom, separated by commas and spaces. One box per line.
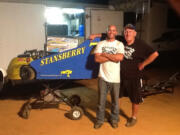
82, 98, 129, 124
0, 79, 129, 124
0, 80, 84, 100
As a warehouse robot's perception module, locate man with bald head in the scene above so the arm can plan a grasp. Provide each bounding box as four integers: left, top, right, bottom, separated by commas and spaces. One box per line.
94, 25, 124, 129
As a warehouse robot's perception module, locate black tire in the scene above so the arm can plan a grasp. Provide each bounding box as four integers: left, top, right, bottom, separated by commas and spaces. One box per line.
69, 106, 84, 120
18, 101, 31, 119
69, 95, 81, 106
20, 66, 35, 80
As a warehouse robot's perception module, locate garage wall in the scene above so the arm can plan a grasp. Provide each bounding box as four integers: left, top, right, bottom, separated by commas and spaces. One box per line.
91, 10, 123, 35
136, 2, 180, 51
85, 9, 123, 38
146, 3, 167, 46
136, 3, 167, 46
0, 2, 46, 70
147, 3, 180, 51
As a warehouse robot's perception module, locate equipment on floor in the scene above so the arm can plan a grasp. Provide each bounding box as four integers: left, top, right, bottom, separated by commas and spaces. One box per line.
141, 72, 180, 97
18, 83, 84, 120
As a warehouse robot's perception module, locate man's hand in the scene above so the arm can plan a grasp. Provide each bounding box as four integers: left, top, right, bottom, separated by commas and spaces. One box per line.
101, 53, 107, 57
89, 35, 96, 40
138, 51, 159, 71
138, 63, 145, 71
101, 53, 124, 63
95, 53, 109, 63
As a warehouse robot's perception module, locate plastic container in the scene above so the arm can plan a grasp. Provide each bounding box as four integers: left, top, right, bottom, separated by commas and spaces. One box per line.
79, 24, 84, 36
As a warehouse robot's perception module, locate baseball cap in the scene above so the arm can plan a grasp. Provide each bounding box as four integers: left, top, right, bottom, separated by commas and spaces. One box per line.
124, 23, 136, 31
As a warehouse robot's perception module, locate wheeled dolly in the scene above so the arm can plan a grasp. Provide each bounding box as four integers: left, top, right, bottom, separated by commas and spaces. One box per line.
18, 85, 84, 120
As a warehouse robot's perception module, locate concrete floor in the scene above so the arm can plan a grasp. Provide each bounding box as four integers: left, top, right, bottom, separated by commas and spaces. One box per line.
0, 67, 180, 135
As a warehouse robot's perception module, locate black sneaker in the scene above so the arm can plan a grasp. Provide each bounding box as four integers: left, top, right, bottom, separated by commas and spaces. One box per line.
94, 122, 103, 129
125, 118, 137, 127
110, 121, 118, 128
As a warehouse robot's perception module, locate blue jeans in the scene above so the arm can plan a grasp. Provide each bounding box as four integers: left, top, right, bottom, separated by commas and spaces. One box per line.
96, 78, 120, 123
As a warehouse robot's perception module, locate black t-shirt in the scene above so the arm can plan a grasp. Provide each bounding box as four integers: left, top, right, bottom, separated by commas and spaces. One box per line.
121, 39, 155, 79
101, 33, 155, 79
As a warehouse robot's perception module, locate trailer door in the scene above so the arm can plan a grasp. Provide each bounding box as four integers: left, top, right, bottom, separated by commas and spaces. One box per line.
85, 9, 123, 39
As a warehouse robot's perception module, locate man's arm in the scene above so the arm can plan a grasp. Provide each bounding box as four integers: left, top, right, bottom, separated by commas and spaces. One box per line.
89, 33, 125, 43
138, 51, 159, 70
101, 53, 124, 63
95, 53, 109, 63
89, 34, 102, 40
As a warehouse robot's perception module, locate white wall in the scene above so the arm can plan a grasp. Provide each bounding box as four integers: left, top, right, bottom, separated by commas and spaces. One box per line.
0, 2, 46, 70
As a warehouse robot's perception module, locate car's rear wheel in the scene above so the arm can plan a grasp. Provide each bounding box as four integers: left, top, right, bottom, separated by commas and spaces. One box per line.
20, 66, 35, 80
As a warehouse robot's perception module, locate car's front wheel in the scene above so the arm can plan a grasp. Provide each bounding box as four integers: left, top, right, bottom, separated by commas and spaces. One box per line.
20, 66, 35, 80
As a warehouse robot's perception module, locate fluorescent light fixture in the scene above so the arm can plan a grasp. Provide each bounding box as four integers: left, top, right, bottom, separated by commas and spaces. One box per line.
44, 7, 84, 24
45, 7, 67, 25
62, 8, 84, 14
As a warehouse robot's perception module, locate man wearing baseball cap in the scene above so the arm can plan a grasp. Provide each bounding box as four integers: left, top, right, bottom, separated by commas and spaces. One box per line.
90, 23, 159, 127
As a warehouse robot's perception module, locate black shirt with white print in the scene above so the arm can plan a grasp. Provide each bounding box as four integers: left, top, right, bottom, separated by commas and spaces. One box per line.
120, 38, 155, 79
101, 33, 155, 79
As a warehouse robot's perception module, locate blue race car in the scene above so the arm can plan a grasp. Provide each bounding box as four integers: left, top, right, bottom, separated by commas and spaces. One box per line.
19, 37, 100, 81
